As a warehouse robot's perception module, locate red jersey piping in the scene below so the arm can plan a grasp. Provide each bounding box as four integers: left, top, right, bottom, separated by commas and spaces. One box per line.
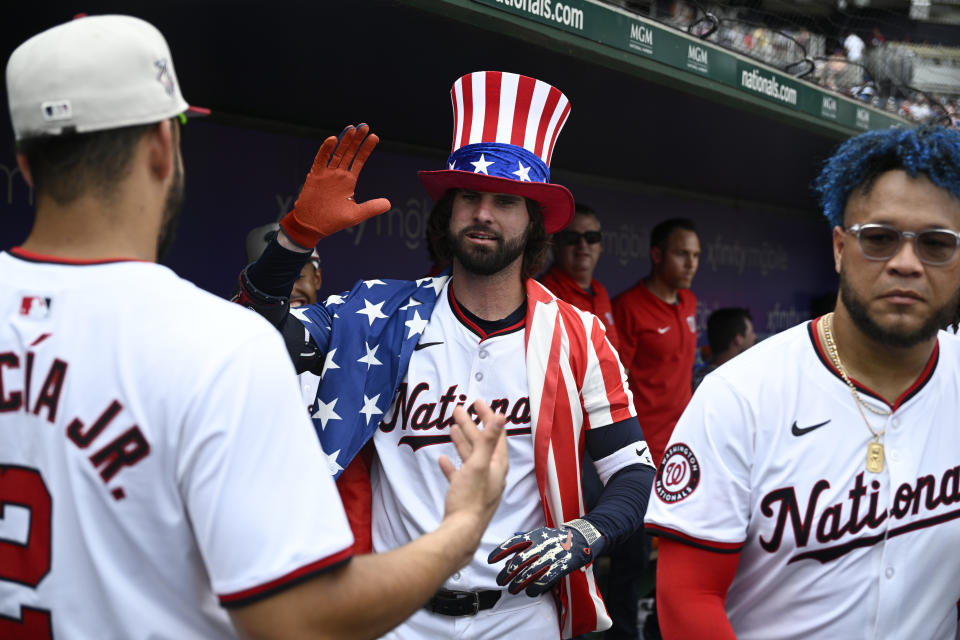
8, 247, 147, 265
218, 546, 353, 607
808, 316, 939, 412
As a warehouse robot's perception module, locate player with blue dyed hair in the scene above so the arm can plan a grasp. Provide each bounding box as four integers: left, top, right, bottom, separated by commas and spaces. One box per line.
646, 124, 960, 640
815, 125, 960, 228
815, 125, 960, 331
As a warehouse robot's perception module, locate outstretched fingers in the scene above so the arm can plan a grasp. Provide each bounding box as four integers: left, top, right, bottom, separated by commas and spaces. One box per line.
310, 136, 340, 173
474, 401, 509, 480
349, 128, 379, 173
456, 402, 506, 468
329, 125, 367, 169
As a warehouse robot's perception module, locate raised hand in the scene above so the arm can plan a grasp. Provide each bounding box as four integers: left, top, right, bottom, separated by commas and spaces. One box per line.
279, 124, 391, 249
437, 401, 509, 568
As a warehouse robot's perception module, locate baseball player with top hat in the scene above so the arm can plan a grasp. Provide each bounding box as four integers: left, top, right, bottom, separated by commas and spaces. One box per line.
645, 125, 960, 639
238, 71, 656, 638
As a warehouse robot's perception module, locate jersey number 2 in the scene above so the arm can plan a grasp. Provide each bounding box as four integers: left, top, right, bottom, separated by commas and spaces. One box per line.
0, 466, 53, 639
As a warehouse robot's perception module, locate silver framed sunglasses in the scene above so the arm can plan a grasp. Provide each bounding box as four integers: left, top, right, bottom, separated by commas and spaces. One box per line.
846, 223, 960, 266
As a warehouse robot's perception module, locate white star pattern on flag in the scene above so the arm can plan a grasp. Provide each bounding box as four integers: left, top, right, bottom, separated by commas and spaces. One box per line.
302, 277, 446, 481
417, 276, 448, 296
356, 298, 388, 326
448, 161, 456, 170
358, 342, 383, 369
325, 449, 343, 475
312, 398, 342, 430
321, 348, 340, 379
399, 296, 422, 311
359, 394, 383, 425
471, 154, 493, 174
404, 310, 428, 339
363, 279, 386, 289
512, 161, 532, 182
325, 294, 345, 305
290, 307, 311, 323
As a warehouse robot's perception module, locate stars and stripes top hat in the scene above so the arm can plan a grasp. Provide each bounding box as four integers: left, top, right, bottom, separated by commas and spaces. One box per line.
418, 71, 575, 233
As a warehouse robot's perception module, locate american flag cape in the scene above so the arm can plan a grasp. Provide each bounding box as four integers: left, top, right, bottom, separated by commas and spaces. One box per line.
295, 276, 636, 638
293, 274, 449, 478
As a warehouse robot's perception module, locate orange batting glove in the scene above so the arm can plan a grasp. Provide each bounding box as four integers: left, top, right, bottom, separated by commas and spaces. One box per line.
279, 123, 391, 249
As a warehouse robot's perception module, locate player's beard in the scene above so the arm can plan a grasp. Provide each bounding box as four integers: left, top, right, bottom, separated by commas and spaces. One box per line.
839, 267, 959, 348
449, 224, 527, 276
156, 155, 185, 262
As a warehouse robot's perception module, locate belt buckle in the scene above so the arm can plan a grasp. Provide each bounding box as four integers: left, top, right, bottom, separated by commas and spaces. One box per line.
454, 590, 480, 616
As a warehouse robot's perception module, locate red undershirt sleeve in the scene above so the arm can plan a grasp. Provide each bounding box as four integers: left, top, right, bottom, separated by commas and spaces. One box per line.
656, 537, 740, 640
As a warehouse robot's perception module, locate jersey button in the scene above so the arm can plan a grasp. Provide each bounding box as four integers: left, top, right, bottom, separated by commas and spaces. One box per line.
891, 417, 900, 428
885, 567, 895, 579
479, 350, 489, 359
475, 372, 483, 381
453, 572, 462, 581
889, 449, 901, 462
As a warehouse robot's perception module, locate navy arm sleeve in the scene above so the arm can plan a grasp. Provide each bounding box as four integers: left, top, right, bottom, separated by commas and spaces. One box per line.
581, 416, 655, 549
236, 233, 330, 375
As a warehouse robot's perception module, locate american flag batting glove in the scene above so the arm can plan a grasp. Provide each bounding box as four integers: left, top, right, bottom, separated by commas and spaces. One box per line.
487, 519, 605, 597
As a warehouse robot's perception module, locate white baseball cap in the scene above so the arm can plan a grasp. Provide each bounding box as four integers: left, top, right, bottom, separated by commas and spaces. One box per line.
6, 14, 200, 141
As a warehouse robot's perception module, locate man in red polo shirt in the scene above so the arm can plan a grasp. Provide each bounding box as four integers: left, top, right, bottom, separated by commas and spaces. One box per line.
607, 217, 700, 639
539, 203, 620, 350
613, 218, 701, 467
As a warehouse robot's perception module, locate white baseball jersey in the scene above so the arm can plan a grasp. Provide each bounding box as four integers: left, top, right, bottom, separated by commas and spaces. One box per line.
0, 250, 353, 639
645, 318, 960, 640
372, 280, 545, 592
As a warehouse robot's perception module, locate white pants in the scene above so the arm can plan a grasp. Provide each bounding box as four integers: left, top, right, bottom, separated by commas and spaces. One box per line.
381, 591, 559, 640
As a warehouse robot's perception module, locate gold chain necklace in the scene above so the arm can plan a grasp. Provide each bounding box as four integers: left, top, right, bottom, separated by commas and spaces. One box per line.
821, 312, 890, 473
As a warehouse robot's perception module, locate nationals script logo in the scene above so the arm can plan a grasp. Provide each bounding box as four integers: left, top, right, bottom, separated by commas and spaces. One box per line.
379, 381, 531, 451
760, 466, 960, 564
655, 443, 700, 503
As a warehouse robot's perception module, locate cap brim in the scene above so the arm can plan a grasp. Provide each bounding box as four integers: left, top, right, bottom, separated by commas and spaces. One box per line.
184, 105, 211, 118
418, 169, 574, 233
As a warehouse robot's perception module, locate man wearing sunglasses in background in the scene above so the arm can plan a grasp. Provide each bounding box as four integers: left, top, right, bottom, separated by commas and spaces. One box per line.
539, 203, 620, 350
646, 126, 960, 640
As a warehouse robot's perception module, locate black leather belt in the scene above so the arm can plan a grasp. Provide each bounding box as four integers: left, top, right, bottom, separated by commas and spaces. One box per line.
424, 588, 502, 616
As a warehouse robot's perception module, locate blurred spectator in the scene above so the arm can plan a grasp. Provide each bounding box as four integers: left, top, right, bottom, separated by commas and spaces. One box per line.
912, 95, 934, 123
844, 32, 866, 63
871, 27, 886, 47
691, 307, 756, 392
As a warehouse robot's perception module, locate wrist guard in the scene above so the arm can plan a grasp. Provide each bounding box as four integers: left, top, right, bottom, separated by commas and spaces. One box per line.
235, 267, 290, 329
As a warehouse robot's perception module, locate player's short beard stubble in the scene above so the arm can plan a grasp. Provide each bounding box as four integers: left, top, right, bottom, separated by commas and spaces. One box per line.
156, 149, 185, 261
449, 224, 528, 276
839, 266, 960, 348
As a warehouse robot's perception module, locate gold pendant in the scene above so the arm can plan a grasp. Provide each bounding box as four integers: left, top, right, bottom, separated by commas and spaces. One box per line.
866, 441, 885, 473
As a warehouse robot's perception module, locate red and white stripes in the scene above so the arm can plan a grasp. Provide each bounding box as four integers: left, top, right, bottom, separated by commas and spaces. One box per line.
450, 71, 571, 167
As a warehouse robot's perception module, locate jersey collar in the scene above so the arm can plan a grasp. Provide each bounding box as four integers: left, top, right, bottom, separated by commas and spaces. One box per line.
808, 315, 939, 412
